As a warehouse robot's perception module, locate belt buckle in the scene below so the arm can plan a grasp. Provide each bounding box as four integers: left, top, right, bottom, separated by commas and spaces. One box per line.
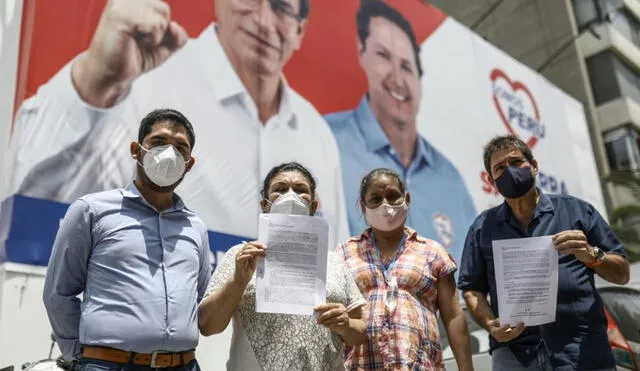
150, 350, 171, 368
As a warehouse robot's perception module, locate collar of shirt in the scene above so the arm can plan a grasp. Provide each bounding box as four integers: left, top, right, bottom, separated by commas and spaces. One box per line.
354, 96, 433, 166
496, 188, 555, 224
121, 182, 186, 213
370, 229, 408, 273
196, 24, 297, 128
359, 226, 420, 247
363, 227, 412, 279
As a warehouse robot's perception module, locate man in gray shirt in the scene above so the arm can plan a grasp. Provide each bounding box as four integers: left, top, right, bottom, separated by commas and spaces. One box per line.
43, 109, 212, 370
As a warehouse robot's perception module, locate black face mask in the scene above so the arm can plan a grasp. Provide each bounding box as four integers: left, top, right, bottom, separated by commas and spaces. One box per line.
495, 166, 536, 199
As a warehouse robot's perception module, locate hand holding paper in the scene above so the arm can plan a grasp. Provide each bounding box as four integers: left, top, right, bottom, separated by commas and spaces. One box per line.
314, 303, 350, 332
487, 318, 525, 343
552, 230, 597, 264
235, 240, 267, 286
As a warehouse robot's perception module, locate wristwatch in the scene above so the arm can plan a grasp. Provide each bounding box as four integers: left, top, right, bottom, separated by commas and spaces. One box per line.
585, 247, 605, 268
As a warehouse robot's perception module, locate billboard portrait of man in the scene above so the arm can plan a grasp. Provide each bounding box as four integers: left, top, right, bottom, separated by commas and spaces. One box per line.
325, 0, 476, 257
3, 0, 349, 257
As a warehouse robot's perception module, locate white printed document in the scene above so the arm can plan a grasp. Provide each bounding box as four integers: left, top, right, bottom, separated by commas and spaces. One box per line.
492, 236, 558, 327
255, 213, 329, 315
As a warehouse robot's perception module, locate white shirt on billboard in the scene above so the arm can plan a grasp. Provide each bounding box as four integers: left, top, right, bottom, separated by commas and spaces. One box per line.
5, 24, 349, 248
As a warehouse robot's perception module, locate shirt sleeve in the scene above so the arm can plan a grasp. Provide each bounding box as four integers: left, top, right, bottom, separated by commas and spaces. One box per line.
204, 245, 240, 298
197, 230, 213, 303
8, 56, 136, 202
457, 224, 489, 293
42, 199, 94, 361
433, 243, 458, 279
585, 203, 627, 258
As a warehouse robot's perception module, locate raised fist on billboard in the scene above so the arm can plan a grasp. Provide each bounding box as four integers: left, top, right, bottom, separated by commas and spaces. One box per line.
72, 0, 309, 112
72, 0, 189, 108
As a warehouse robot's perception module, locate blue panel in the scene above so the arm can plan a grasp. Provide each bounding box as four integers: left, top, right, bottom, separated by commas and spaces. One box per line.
0, 195, 250, 269
1, 195, 68, 266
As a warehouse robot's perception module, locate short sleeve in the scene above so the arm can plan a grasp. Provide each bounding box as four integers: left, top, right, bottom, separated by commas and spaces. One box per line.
432, 243, 457, 279
457, 225, 489, 293
585, 203, 627, 258
204, 244, 240, 298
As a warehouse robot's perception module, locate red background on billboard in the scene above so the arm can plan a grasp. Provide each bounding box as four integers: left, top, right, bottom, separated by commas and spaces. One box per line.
15, 0, 446, 118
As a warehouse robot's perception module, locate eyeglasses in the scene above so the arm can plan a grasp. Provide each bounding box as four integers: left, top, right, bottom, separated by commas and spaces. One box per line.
240, 0, 302, 31
364, 195, 406, 209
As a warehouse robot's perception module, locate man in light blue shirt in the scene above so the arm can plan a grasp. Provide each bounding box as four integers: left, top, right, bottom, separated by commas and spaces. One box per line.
325, 0, 476, 261
43, 109, 211, 370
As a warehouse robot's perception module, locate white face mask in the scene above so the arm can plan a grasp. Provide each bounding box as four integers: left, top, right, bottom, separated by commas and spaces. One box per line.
138, 144, 188, 187
268, 190, 311, 216
365, 200, 408, 232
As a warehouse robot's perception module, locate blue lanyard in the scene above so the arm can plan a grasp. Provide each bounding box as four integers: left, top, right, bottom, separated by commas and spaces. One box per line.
371, 231, 407, 283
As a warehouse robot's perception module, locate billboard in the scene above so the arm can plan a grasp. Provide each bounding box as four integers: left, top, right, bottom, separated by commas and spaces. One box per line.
0, 0, 607, 369
0, 0, 604, 275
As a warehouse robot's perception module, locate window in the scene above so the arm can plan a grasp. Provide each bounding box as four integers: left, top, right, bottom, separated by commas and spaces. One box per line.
615, 54, 640, 101
587, 52, 640, 104
573, 0, 600, 28
573, 0, 624, 28
610, 8, 640, 47
587, 52, 622, 104
573, 0, 640, 47
604, 126, 640, 171
600, 0, 624, 13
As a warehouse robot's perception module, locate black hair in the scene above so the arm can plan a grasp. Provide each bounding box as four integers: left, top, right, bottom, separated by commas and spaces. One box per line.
356, 0, 423, 77
359, 168, 405, 202
138, 109, 196, 149
299, 0, 310, 19
261, 162, 317, 199
483, 135, 535, 176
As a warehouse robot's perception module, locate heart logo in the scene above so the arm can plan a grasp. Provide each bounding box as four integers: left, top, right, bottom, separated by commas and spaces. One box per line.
490, 68, 543, 149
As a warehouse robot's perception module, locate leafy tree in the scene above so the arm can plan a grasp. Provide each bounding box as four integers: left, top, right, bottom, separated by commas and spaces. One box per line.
605, 171, 640, 263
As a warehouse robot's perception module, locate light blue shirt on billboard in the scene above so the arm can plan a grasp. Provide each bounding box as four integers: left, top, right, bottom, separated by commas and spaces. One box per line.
42, 183, 212, 360
325, 97, 477, 264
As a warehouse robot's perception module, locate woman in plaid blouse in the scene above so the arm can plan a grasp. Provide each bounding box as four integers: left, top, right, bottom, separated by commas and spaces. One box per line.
337, 168, 474, 370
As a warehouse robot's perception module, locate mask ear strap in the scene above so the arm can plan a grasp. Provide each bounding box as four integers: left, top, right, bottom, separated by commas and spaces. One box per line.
135, 143, 146, 167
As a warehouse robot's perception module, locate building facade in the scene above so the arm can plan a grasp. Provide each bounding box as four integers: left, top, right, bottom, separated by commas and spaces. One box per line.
432, 0, 640, 213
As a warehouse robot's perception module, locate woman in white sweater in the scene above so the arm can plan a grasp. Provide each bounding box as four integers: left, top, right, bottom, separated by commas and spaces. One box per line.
198, 162, 367, 371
